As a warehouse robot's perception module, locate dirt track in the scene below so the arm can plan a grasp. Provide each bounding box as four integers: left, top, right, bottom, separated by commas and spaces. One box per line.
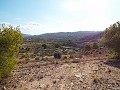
0, 58, 120, 90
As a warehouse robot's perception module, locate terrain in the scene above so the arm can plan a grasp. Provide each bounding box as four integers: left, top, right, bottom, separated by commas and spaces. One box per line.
0, 56, 120, 90
23, 31, 103, 43
1, 31, 119, 90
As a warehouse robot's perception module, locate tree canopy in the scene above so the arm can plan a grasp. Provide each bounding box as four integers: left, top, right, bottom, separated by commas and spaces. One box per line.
84, 44, 91, 51
0, 24, 22, 80
102, 21, 120, 59
92, 42, 99, 49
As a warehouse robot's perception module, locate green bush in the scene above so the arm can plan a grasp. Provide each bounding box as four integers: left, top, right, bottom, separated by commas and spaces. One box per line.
54, 52, 62, 59
42, 44, 47, 49
25, 58, 30, 62
92, 42, 99, 49
30, 54, 36, 58
54, 43, 60, 48
84, 44, 91, 51
70, 55, 74, 59
20, 54, 26, 59
107, 52, 120, 59
63, 56, 67, 60
0, 24, 22, 80
102, 21, 120, 59
35, 57, 39, 60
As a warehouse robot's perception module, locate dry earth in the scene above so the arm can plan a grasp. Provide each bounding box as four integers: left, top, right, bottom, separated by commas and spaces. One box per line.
0, 57, 120, 90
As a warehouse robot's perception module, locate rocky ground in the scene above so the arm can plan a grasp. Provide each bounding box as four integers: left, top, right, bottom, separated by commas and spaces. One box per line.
0, 57, 120, 90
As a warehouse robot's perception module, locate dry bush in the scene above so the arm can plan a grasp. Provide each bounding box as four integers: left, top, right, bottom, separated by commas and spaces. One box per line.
72, 60, 80, 63
30, 54, 36, 58
35, 57, 39, 60
64, 59, 72, 63
18, 59, 25, 64
63, 56, 68, 60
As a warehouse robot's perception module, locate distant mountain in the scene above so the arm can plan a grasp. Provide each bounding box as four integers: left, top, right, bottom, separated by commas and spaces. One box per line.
22, 34, 32, 37
76, 32, 104, 44
23, 31, 104, 43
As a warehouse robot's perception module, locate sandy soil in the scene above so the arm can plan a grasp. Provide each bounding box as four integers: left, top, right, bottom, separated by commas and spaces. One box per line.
0, 58, 120, 90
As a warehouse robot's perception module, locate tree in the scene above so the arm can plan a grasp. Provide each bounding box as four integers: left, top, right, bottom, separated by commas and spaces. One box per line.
63, 40, 77, 47
54, 43, 60, 48
84, 44, 91, 51
54, 51, 62, 59
102, 21, 120, 59
92, 42, 99, 49
42, 44, 47, 49
0, 24, 22, 80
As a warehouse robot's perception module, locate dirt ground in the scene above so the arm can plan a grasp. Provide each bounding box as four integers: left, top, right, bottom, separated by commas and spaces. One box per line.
0, 57, 120, 90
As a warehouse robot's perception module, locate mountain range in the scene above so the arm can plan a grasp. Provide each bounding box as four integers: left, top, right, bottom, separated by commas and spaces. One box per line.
23, 31, 104, 44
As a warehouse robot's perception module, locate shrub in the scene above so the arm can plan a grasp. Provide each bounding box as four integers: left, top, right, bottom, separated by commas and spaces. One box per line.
63, 56, 68, 60
26, 47, 31, 51
102, 21, 120, 59
25, 58, 30, 62
35, 57, 39, 60
54, 52, 62, 59
70, 55, 74, 59
42, 44, 47, 49
19, 53, 26, 59
0, 24, 22, 80
54, 43, 60, 48
84, 44, 91, 51
92, 42, 99, 49
30, 54, 36, 58
72, 60, 79, 63
107, 52, 120, 59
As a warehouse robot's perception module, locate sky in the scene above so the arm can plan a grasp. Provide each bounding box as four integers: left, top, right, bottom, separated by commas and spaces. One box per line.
0, 0, 120, 35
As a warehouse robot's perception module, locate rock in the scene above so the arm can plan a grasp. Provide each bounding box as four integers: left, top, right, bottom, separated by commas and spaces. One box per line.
108, 69, 111, 73
37, 75, 44, 81
1, 86, 6, 90
29, 78, 34, 82
75, 73, 82, 78
0, 80, 6, 85
53, 80, 57, 84
39, 75, 44, 79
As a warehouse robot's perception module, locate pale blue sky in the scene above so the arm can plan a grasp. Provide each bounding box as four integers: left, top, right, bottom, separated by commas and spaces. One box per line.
0, 0, 120, 35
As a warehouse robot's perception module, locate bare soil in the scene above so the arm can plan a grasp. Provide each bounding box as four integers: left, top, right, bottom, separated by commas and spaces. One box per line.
0, 57, 120, 90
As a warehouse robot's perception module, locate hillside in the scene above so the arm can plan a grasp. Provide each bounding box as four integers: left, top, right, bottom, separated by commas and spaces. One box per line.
23, 31, 102, 43
76, 32, 104, 44
22, 34, 33, 38
1, 57, 120, 90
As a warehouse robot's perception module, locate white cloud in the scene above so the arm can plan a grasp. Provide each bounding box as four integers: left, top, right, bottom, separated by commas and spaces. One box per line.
0, 22, 53, 35
21, 22, 53, 35
0, 19, 116, 35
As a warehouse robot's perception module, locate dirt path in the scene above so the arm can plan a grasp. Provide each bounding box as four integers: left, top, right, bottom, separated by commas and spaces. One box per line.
0, 59, 120, 90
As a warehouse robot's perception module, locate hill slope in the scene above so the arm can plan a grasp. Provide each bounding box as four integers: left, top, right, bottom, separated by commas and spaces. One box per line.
1, 58, 120, 90
76, 32, 104, 44
24, 31, 103, 43
22, 34, 32, 37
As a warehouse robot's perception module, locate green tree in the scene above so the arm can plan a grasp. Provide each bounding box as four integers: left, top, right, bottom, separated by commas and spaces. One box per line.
102, 21, 120, 59
92, 42, 99, 49
54, 51, 62, 59
42, 44, 47, 49
84, 44, 91, 51
63, 40, 77, 47
0, 24, 22, 80
54, 43, 60, 48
